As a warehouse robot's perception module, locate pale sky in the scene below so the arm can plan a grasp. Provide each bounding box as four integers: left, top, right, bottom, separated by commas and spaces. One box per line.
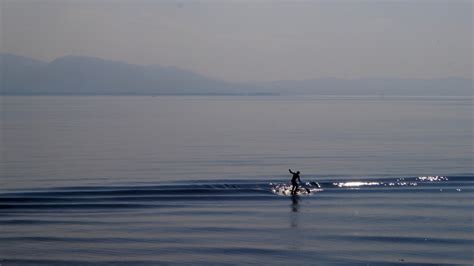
1, 0, 472, 82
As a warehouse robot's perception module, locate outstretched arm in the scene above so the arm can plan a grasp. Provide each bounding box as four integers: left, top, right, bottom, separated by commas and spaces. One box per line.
289, 169, 295, 174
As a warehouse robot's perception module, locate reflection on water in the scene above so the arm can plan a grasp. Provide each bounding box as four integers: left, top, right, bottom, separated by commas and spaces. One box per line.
289, 195, 302, 252
291, 195, 299, 213
290, 195, 300, 229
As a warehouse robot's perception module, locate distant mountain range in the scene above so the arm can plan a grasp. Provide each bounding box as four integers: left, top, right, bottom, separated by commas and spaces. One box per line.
1, 53, 472, 96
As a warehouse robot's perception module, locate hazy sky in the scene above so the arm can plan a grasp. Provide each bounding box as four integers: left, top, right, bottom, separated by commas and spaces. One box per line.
1, 0, 472, 81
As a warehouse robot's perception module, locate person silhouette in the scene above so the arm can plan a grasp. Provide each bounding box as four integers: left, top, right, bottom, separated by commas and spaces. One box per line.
289, 169, 301, 195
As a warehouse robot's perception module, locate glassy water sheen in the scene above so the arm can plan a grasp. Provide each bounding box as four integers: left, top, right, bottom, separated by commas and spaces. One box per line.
1, 96, 473, 265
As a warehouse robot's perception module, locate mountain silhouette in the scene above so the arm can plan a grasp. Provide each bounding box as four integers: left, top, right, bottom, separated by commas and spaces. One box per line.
1, 54, 471, 96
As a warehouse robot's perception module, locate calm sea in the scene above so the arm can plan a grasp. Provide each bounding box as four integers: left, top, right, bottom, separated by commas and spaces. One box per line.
1, 95, 473, 265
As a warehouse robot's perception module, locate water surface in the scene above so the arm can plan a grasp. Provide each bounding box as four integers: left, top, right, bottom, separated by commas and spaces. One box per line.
1, 96, 472, 265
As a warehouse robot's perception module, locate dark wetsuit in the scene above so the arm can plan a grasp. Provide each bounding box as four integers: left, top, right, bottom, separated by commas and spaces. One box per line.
289, 170, 301, 195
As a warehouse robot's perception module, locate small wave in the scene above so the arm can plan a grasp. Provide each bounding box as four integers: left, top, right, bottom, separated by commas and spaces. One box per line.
333, 181, 381, 188
270, 182, 322, 196
334, 235, 474, 246
0, 176, 471, 211
326, 175, 468, 189
417, 176, 449, 182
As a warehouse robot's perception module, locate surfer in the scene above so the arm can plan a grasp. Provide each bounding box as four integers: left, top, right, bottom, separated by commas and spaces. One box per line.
289, 169, 301, 195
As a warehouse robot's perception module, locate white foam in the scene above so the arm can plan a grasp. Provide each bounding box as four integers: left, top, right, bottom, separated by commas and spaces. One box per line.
417, 176, 448, 182
270, 183, 323, 196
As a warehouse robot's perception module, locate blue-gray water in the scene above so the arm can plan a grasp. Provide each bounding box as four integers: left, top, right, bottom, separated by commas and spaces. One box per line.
1, 95, 472, 265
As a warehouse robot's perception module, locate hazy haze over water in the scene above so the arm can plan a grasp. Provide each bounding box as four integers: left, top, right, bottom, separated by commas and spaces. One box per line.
1, 0, 472, 82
